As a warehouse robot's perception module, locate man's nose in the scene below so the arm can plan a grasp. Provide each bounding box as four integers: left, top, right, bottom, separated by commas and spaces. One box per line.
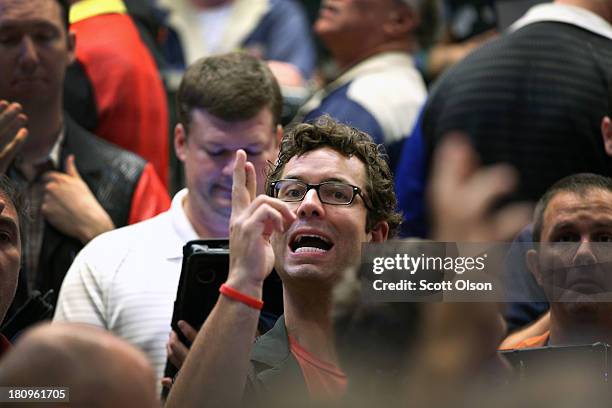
572, 240, 598, 266
296, 189, 324, 218
220, 151, 238, 176
18, 36, 40, 73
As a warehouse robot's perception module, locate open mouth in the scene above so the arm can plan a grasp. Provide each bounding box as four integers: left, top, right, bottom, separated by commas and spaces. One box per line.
290, 234, 334, 254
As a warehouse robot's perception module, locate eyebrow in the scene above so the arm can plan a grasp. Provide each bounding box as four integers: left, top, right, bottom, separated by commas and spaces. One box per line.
549, 220, 612, 235
282, 175, 353, 184
0, 215, 18, 237
0, 20, 61, 32
204, 141, 265, 148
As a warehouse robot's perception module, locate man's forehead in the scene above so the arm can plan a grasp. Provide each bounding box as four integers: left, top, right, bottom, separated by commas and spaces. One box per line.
281, 147, 367, 185
190, 108, 276, 142
0, 193, 19, 232
543, 189, 612, 228
0, 0, 63, 27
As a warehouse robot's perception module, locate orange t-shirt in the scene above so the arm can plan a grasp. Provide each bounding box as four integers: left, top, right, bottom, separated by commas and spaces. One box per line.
502, 331, 550, 350
288, 335, 348, 399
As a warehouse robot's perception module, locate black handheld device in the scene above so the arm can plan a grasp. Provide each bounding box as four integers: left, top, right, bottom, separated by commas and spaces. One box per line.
162, 239, 283, 394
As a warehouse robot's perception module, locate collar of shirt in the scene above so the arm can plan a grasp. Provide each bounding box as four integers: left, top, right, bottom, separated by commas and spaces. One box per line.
69, 0, 127, 24
47, 127, 63, 169
297, 52, 415, 119
510, 3, 612, 40
13, 128, 64, 182
165, 188, 199, 260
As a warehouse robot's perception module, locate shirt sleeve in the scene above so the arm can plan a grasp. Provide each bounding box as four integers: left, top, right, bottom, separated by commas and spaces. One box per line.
128, 162, 171, 225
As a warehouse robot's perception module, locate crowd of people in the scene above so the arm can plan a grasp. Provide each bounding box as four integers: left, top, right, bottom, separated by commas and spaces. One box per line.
0, 0, 611, 406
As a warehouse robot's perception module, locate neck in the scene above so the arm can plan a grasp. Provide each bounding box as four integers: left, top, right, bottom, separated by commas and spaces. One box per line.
283, 285, 339, 365
182, 194, 228, 238
20, 105, 63, 163
555, 0, 612, 23
330, 40, 412, 72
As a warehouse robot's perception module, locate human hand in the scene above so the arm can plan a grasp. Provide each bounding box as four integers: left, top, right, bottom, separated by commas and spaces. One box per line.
42, 155, 115, 243
429, 133, 532, 242
226, 150, 295, 295
0, 100, 28, 173
166, 320, 198, 370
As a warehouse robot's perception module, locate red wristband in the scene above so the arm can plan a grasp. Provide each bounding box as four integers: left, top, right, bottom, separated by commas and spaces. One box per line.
219, 283, 264, 310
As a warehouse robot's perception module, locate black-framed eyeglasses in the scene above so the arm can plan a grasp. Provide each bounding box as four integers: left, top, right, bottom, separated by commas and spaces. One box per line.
270, 179, 371, 208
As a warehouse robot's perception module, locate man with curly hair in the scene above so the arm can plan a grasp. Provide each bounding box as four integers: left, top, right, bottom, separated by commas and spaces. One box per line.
166, 116, 401, 407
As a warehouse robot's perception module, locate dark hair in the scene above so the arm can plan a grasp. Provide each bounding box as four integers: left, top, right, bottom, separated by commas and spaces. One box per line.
54, 0, 70, 30
332, 268, 420, 400
0, 175, 28, 249
176, 52, 282, 133
266, 116, 403, 237
532, 173, 612, 241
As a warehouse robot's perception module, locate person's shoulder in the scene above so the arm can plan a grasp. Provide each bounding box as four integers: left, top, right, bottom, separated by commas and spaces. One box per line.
64, 115, 147, 173
345, 55, 427, 140
348, 63, 426, 103
80, 212, 168, 261
95, 212, 168, 247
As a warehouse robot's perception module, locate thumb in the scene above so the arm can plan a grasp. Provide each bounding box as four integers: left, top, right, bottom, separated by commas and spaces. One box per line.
65, 155, 81, 178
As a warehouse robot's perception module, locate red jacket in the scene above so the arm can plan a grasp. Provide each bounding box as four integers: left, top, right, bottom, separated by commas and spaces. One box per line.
71, 3, 169, 187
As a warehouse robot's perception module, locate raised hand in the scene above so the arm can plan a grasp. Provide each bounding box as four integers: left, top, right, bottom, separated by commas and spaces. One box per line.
429, 133, 532, 242
0, 100, 28, 173
226, 150, 295, 295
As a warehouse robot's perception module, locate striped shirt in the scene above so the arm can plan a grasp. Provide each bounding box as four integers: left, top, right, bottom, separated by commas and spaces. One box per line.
53, 189, 198, 385
421, 3, 612, 203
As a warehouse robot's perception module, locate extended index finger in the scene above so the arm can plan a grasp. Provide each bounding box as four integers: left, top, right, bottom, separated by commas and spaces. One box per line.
232, 149, 251, 214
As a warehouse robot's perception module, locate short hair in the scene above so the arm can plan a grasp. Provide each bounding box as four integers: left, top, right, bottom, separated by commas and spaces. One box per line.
0, 175, 28, 248
332, 265, 420, 399
266, 116, 403, 237
176, 52, 282, 133
532, 173, 612, 241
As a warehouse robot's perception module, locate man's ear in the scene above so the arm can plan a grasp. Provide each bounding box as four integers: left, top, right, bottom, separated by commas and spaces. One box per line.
601, 116, 612, 156
66, 31, 76, 65
174, 123, 188, 163
383, 5, 417, 37
369, 221, 389, 243
526, 248, 542, 286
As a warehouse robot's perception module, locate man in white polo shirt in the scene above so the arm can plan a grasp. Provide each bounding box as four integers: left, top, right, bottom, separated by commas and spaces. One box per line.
53, 52, 282, 383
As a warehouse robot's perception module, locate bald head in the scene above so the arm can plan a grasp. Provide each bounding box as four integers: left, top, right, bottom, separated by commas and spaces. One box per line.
0, 323, 158, 408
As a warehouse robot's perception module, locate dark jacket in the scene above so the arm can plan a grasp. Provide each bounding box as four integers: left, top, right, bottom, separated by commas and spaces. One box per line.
8, 115, 147, 324
244, 316, 308, 405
